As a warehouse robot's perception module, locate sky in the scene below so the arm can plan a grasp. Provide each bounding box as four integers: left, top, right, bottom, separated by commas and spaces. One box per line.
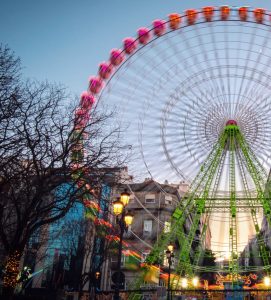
0, 0, 270, 96
1, 0, 271, 255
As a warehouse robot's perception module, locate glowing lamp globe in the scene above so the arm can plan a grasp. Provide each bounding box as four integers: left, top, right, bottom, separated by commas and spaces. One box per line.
113, 199, 124, 215
192, 277, 199, 287
264, 276, 270, 286
124, 213, 133, 226
167, 244, 174, 252
120, 190, 130, 206
181, 278, 188, 288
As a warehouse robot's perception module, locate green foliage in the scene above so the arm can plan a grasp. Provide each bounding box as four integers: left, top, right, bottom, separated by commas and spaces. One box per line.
199, 249, 217, 284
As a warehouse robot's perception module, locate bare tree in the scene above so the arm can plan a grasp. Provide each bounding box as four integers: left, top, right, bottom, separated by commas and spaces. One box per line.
0, 45, 127, 298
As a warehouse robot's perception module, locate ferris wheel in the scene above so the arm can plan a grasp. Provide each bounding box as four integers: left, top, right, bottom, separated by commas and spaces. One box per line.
75, 6, 271, 283
86, 6, 271, 189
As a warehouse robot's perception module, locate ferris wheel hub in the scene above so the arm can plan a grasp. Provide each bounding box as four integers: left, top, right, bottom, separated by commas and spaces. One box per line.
226, 120, 238, 126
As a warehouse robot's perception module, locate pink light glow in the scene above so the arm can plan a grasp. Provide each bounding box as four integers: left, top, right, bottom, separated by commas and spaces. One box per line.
75, 108, 90, 128
137, 27, 151, 44
152, 19, 166, 36
226, 119, 237, 126
99, 62, 114, 79
89, 76, 103, 94
71, 163, 82, 170
123, 37, 137, 54
110, 49, 125, 66
80, 92, 95, 110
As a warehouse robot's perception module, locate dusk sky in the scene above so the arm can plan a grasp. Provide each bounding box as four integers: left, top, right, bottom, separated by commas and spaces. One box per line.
2, 0, 271, 256
0, 0, 269, 96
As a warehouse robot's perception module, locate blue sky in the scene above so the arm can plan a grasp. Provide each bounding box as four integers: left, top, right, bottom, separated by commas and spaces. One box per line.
2, 0, 271, 255
0, 0, 269, 96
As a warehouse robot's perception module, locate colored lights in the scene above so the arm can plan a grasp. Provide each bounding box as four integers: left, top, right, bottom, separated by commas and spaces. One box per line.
168, 13, 181, 30
123, 37, 137, 54
264, 276, 270, 286
110, 49, 125, 66
181, 277, 188, 288
186, 9, 197, 25
152, 19, 166, 36
138, 27, 151, 44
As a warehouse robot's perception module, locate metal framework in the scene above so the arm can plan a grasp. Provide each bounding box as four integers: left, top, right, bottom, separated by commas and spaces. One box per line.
128, 122, 271, 298
79, 5, 271, 298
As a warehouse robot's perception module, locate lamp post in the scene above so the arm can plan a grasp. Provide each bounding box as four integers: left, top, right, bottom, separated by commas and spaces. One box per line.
166, 244, 174, 300
94, 271, 100, 300
112, 190, 133, 300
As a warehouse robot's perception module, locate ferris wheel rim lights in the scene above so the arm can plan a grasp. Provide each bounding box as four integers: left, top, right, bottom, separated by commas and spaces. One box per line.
86, 6, 270, 100
82, 6, 271, 147
73, 5, 271, 218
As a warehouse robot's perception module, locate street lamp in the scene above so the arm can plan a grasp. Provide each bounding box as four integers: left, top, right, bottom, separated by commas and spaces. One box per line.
94, 271, 100, 300
112, 190, 133, 300
181, 277, 188, 289
264, 276, 270, 287
166, 243, 174, 300
192, 276, 199, 288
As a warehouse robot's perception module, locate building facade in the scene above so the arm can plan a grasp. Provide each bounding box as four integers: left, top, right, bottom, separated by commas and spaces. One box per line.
108, 179, 212, 291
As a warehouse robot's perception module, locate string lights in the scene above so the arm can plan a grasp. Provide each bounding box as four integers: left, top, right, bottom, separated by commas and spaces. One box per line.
3, 251, 21, 288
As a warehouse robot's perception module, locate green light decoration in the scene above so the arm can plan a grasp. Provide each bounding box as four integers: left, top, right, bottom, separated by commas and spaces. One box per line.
75, 6, 271, 298
128, 121, 271, 297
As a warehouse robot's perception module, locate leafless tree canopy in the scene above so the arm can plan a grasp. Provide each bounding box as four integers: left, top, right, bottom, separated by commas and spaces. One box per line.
0, 45, 126, 263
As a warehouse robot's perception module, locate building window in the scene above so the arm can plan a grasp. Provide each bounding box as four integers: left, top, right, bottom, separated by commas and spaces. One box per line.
164, 221, 171, 233
145, 193, 155, 203
143, 220, 153, 233
165, 195, 172, 205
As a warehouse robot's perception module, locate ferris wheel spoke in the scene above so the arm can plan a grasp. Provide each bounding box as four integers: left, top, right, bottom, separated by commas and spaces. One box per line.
235, 24, 259, 117
243, 27, 271, 100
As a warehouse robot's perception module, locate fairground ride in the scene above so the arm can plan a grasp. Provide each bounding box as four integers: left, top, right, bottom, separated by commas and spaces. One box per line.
71, 5, 271, 294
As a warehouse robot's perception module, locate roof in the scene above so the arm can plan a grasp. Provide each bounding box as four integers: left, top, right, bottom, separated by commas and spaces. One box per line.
124, 179, 180, 195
